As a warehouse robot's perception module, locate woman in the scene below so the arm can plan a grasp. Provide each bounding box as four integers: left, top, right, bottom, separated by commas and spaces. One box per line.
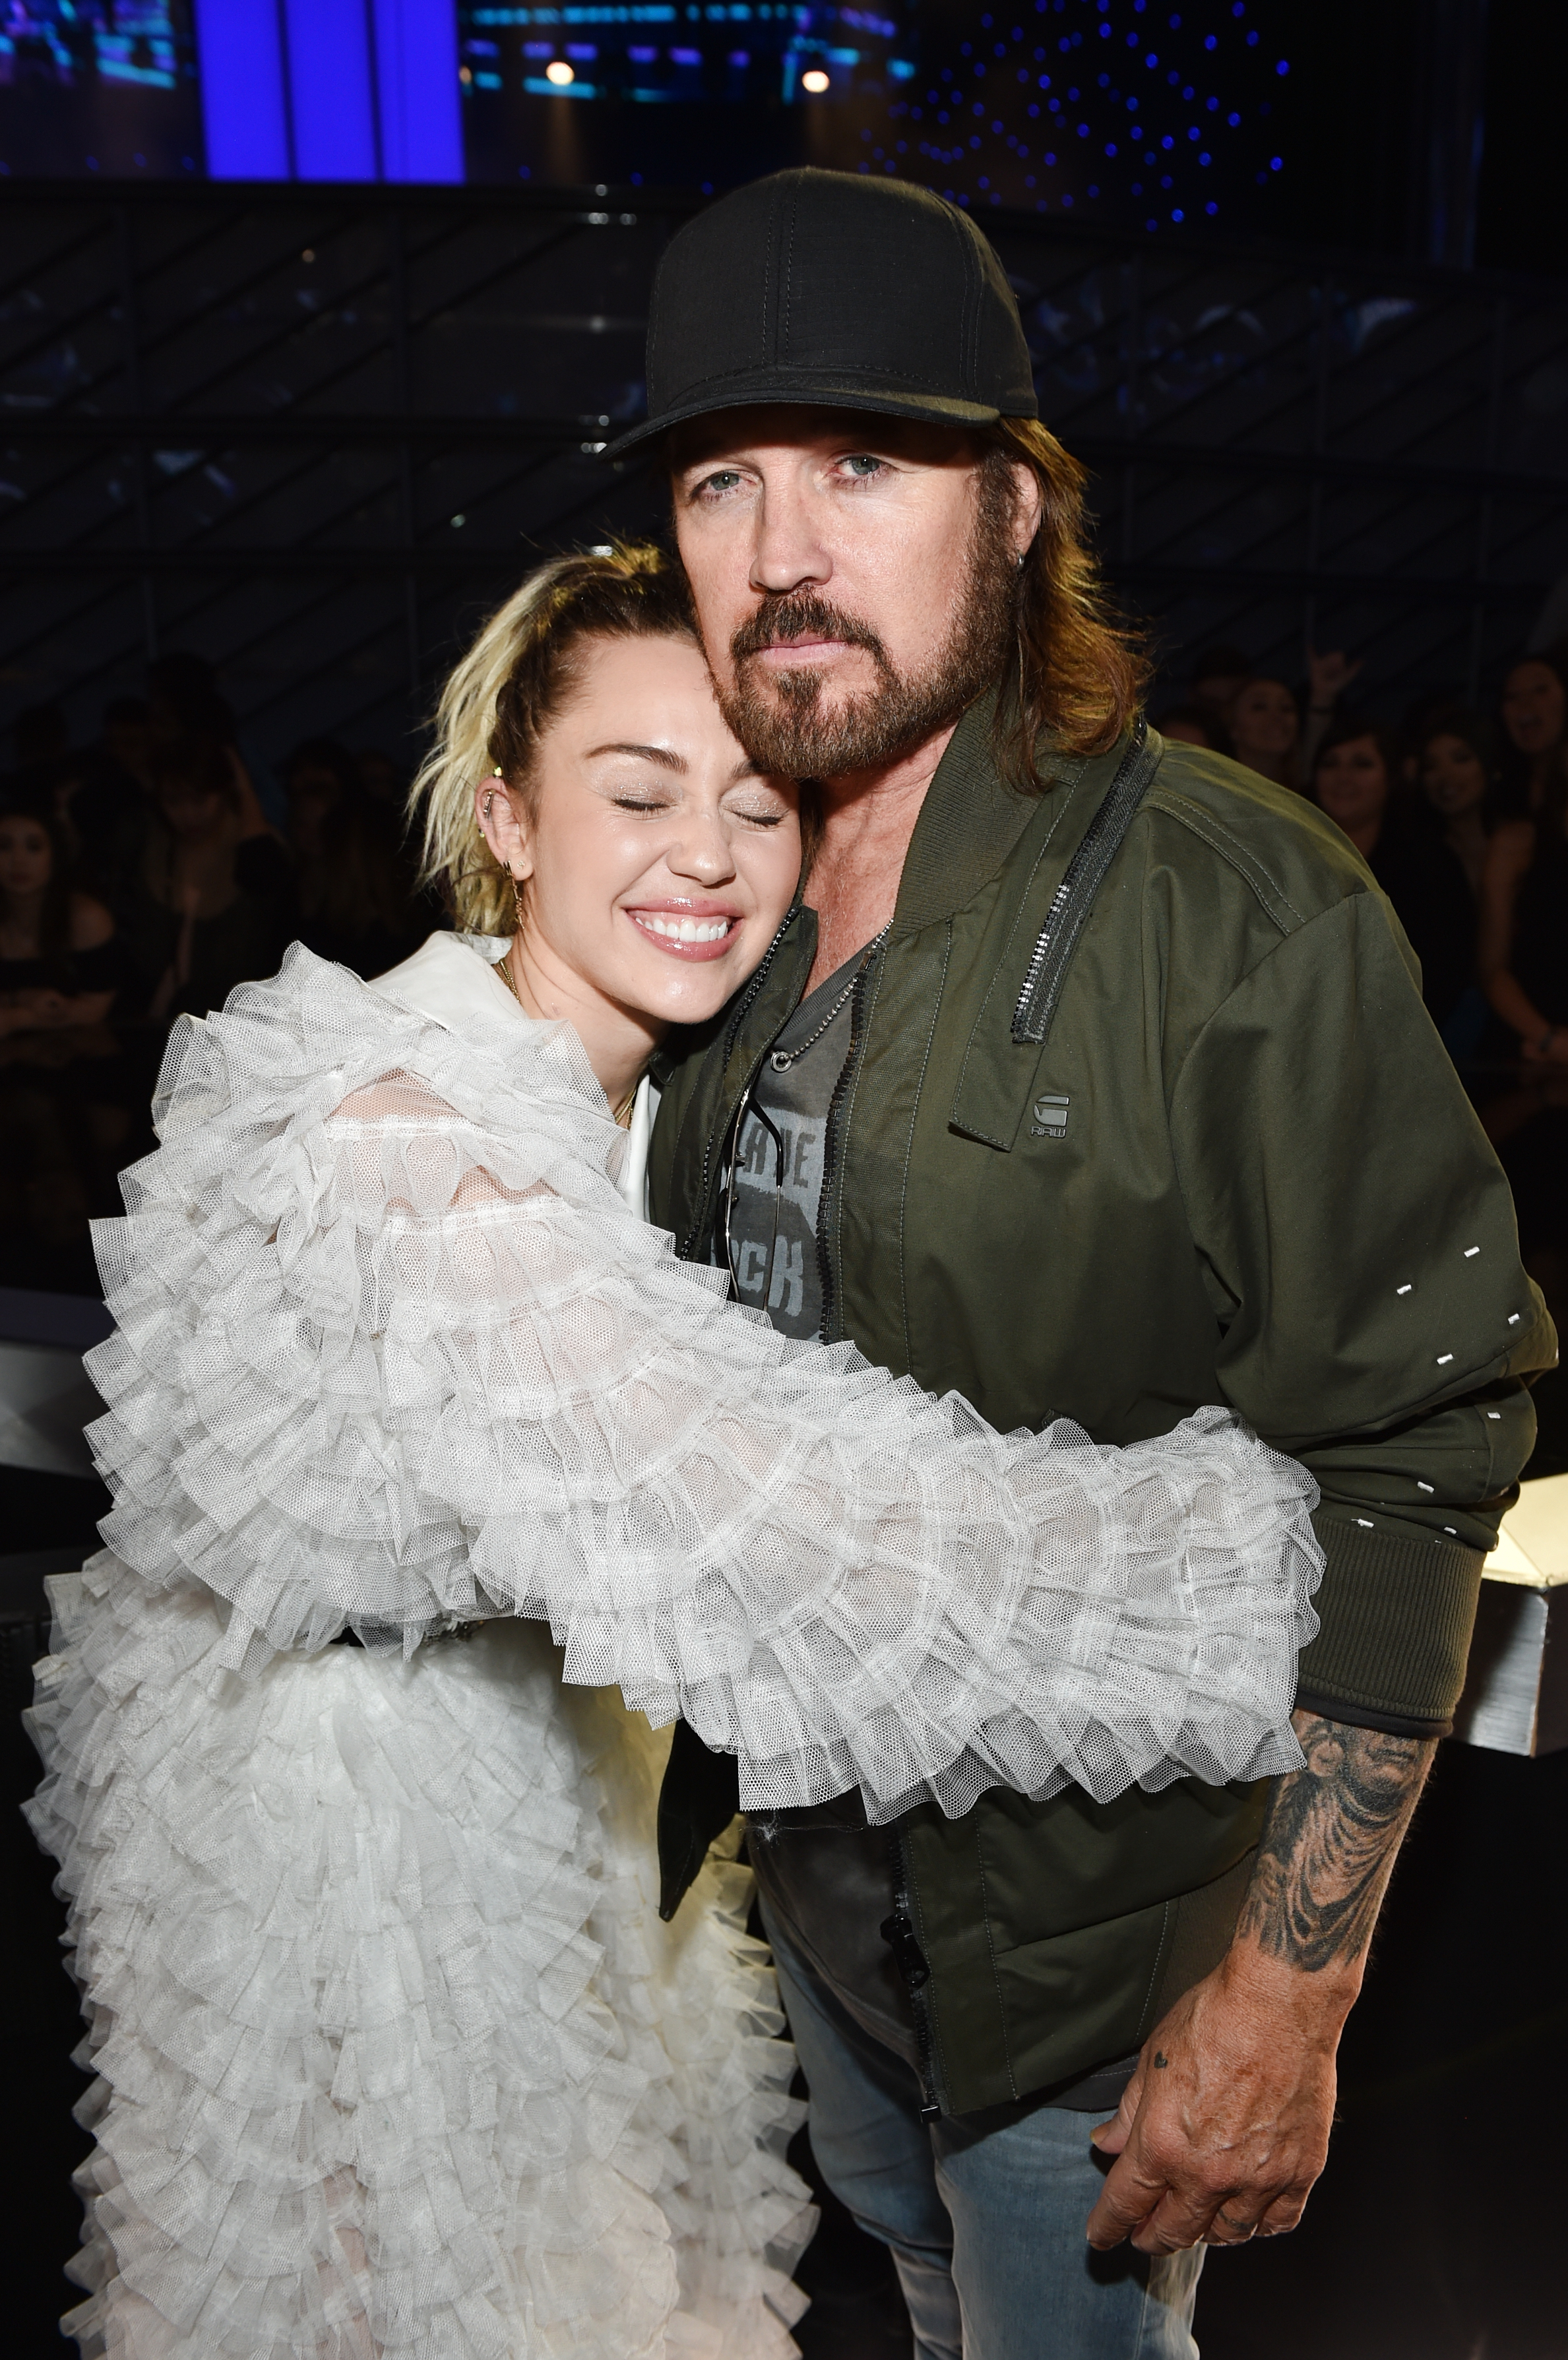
1228, 674, 1301, 790
1312, 718, 1478, 1049
0, 801, 126, 1254
1480, 740, 1568, 1065
0, 800, 119, 1037
1497, 649, 1567, 817
1411, 711, 1503, 1061
1416, 711, 1499, 896
28, 549, 1319, 2357
115, 732, 296, 1022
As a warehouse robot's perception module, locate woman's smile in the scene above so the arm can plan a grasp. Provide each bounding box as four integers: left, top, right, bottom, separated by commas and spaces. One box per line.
625, 898, 742, 958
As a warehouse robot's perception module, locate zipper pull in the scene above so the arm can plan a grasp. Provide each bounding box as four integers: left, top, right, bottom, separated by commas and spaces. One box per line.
879, 1907, 931, 1991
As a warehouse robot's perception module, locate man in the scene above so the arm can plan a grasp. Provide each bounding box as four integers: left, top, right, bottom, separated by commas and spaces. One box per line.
612, 171, 1555, 2359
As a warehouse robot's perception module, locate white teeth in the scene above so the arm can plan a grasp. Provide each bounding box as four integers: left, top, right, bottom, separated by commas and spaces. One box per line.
635, 914, 731, 943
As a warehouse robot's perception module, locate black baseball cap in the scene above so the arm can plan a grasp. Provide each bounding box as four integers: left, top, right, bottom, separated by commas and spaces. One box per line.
605, 169, 1038, 458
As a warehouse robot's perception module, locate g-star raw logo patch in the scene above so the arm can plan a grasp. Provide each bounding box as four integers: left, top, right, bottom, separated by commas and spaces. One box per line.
1030, 1093, 1069, 1139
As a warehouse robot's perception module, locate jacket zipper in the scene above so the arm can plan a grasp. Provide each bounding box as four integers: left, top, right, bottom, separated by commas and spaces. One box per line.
813, 938, 882, 1343
679, 902, 800, 1260
1011, 715, 1155, 1046
882, 1827, 941, 2120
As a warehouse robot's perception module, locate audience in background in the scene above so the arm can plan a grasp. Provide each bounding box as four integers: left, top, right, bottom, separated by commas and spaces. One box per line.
356, 747, 406, 809
1189, 643, 1251, 720
1311, 718, 1481, 1057
144, 650, 286, 829
1157, 702, 1233, 755
3, 631, 1566, 1302
0, 803, 119, 1038
144, 652, 231, 746
284, 737, 429, 979
1480, 747, 1568, 1064
1478, 726, 1568, 1332
1416, 711, 1500, 897
1497, 649, 1568, 817
115, 735, 296, 1024
0, 667, 440, 1283
100, 697, 154, 794
0, 799, 127, 1266
1301, 643, 1364, 782
1230, 674, 1302, 789
1183, 643, 1362, 790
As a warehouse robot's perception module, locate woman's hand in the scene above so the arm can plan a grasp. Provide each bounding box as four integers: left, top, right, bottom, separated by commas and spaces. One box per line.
1521, 1024, 1568, 1065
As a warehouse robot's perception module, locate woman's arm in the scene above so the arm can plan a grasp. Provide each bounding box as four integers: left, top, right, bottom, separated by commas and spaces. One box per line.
89, 981, 1319, 1826
1479, 821, 1567, 1058
1298, 645, 1363, 781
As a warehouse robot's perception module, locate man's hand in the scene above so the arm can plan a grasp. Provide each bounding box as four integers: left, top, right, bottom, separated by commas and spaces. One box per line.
1085, 1711, 1436, 2254
1085, 1946, 1343, 2251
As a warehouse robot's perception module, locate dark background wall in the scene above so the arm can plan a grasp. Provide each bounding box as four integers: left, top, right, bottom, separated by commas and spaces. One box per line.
5, 183, 1568, 782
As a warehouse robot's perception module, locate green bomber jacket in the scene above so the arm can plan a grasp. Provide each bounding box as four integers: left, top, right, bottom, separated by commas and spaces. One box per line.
646, 703, 1557, 2117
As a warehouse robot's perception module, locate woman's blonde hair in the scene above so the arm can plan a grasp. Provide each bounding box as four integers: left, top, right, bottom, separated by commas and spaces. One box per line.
409, 542, 697, 935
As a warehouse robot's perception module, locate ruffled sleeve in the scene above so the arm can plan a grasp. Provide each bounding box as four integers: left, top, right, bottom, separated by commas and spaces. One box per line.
86, 947, 1322, 1822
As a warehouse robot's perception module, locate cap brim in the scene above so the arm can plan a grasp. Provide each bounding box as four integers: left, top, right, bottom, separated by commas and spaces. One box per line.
602, 375, 1034, 461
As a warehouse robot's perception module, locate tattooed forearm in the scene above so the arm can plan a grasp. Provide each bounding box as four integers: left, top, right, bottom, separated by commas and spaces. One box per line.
1234, 1710, 1436, 1975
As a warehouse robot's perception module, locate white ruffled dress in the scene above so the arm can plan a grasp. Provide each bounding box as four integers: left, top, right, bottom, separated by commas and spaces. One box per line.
26, 931, 1323, 2357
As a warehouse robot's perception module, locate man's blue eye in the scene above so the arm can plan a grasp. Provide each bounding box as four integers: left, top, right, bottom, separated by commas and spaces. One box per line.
845, 456, 881, 476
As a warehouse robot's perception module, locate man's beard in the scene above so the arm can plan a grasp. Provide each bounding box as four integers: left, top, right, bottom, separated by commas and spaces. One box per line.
714, 470, 1019, 779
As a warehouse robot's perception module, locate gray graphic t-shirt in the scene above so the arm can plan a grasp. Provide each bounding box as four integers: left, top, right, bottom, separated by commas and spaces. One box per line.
724, 952, 860, 1340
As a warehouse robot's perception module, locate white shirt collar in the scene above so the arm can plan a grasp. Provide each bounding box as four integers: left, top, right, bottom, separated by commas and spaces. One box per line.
370, 931, 657, 1217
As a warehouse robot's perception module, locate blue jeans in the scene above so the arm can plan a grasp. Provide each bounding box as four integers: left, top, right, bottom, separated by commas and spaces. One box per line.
764, 1908, 1203, 2360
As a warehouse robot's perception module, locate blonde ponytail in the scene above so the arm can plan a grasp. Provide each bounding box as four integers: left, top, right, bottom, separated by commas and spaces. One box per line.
408, 543, 694, 935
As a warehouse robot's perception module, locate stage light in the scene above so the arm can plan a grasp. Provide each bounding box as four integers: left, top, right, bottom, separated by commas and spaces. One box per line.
802, 68, 830, 92
546, 61, 575, 86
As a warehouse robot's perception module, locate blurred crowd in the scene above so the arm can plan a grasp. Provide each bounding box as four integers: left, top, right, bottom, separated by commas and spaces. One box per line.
1158, 641, 1568, 1348
0, 657, 436, 1291
4, 639, 1567, 1341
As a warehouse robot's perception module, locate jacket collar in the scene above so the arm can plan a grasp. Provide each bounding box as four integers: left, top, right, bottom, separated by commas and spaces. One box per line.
892, 694, 1071, 935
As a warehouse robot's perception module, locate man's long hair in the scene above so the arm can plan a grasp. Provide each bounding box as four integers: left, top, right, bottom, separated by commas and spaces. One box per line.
985, 417, 1148, 788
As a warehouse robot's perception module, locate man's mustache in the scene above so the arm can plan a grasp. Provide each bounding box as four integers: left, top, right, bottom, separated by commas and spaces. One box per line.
730, 592, 892, 671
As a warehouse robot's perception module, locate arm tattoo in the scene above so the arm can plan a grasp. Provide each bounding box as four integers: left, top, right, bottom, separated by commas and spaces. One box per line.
1235, 1713, 1435, 1974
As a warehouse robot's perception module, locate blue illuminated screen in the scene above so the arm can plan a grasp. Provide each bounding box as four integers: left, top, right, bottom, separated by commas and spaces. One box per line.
0, 0, 1292, 233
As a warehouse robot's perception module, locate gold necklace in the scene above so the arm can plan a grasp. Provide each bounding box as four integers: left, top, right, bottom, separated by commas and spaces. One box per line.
495, 950, 637, 1129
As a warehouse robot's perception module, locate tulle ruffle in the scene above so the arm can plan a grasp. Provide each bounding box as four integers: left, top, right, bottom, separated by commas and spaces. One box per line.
83, 945, 1321, 1820
26, 1555, 813, 2357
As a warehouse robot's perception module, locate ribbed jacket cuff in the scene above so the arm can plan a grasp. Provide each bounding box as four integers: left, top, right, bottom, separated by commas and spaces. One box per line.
1292, 1511, 1485, 1729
